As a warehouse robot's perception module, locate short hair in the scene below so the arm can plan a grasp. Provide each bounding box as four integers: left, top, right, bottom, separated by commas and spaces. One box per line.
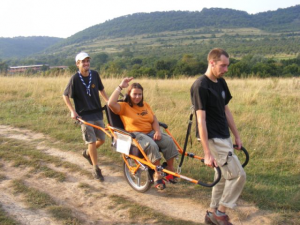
207, 48, 229, 62
124, 83, 144, 107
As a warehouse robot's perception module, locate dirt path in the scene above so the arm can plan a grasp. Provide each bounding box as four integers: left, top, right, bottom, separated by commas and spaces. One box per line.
0, 125, 275, 225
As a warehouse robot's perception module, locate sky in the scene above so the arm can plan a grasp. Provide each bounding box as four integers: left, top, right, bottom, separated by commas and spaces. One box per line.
1, 0, 299, 38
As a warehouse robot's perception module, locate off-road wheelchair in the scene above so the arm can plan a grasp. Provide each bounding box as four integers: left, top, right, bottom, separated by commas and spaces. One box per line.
77, 105, 249, 193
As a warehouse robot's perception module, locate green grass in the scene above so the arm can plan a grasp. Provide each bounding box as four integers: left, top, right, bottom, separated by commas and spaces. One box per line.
0, 137, 91, 180
47, 206, 82, 225
109, 194, 200, 225
11, 180, 82, 224
0, 76, 299, 224
11, 180, 56, 209
0, 204, 20, 225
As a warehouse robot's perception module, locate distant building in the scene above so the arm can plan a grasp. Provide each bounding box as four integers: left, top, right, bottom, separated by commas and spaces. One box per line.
50, 66, 68, 70
9, 65, 47, 74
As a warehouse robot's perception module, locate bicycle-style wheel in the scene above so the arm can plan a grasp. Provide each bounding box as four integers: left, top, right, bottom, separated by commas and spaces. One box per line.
123, 158, 152, 193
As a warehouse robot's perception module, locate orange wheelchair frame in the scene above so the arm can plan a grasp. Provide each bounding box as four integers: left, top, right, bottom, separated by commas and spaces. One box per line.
77, 105, 249, 193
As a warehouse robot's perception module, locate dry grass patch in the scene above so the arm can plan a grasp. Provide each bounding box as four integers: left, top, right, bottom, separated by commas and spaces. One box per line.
109, 194, 199, 225
0, 203, 20, 225
11, 179, 82, 224
0, 76, 299, 222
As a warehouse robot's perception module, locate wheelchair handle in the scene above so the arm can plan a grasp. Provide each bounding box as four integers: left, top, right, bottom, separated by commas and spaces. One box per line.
233, 145, 249, 168
198, 160, 222, 187
197, 145, 249, 187
76, 117, 112, 137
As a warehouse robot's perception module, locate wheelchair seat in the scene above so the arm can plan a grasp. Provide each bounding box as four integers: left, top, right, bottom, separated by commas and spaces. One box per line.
104, 105, 143, 158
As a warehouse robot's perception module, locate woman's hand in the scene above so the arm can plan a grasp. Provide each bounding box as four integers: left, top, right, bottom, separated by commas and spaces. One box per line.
153, 130, 162, 141
108, 77, 133, 114
120, 77, 134, 89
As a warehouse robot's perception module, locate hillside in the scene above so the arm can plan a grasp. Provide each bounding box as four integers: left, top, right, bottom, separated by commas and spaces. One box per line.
1, 5, 300, 78
0, 36, 63, 59
51, 5, 300, 49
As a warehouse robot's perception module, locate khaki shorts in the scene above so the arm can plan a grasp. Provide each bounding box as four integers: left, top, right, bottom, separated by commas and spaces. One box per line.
134, 132, 178, 163
81, 120, 106, 144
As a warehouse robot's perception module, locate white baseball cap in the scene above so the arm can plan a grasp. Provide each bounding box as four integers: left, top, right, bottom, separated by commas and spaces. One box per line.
75, 52, 90, 62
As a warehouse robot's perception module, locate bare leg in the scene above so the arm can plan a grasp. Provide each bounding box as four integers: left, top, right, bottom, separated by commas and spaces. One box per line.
153, 160, 160, 168
96, 140, 104, 148
218, 205, 227, 214
166, 157, 175, 172
153, 160, 162, 180
87, 142, 97, 165
210, 207, 217, 213
87, 140, 105, 166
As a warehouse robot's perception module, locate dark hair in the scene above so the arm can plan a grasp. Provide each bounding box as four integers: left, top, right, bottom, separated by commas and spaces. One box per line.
207, 48, 229, 62
124, 83, 144, 107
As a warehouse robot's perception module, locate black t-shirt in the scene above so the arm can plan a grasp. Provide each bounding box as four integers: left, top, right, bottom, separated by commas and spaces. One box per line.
63, 70, 104, 121
190, 75, 232, 139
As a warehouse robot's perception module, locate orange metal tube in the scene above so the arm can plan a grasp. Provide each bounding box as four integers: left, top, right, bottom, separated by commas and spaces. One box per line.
77, 118, 112, 137
80, 117, 215, 186
164, 128, 204, 161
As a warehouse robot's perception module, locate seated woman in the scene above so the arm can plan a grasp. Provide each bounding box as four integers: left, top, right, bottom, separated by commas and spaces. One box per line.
108, 77, 179, 190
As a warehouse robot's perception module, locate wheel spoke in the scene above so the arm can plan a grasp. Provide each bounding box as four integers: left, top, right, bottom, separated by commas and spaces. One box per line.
123, 158, 151, 193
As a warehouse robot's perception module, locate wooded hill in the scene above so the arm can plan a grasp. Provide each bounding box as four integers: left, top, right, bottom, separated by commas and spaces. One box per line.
51, 5, 300, 49
1, 5, 299, 60
0, 36, 62, 59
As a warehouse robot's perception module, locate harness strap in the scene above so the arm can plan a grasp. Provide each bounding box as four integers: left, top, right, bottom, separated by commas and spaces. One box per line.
178, 106, 194, 168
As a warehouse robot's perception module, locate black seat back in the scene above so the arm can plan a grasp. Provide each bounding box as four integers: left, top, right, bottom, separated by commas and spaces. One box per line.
104, 105, 124, 129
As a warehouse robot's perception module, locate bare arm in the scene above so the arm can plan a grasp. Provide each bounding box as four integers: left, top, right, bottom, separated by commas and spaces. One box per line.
152, 115, 162, 141
99, 89, 109, 103
107, 77, 133, 114
225, 105, 242, 149
62, 95, 79, 120
196, 109, 217, 167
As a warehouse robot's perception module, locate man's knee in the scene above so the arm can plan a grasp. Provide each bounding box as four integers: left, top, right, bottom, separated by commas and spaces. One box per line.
96, 140, 105, 148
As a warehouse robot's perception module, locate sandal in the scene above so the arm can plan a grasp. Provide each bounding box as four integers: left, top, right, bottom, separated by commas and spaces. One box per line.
164, 174, 178, 184
154, 179, 166, 190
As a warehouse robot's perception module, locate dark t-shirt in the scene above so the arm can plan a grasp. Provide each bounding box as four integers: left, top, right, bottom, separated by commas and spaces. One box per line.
190, 75, 232, 139
63, 70, 104, 121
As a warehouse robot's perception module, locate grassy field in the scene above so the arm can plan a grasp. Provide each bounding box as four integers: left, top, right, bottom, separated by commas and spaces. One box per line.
0, 75, 299, 223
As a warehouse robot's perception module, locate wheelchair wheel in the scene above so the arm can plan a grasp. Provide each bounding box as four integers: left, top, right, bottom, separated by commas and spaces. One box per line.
123, 158, 152, 193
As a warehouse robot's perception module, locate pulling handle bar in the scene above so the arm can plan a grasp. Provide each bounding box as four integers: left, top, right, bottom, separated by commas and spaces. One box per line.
76, 117, 112, 137
197, 162, 221, 187
197, 144, 249, 187
233, 145, 249, 168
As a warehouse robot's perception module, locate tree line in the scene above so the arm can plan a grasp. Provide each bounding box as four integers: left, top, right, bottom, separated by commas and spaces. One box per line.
2, 51, 299, 78
98, 52, 300, 78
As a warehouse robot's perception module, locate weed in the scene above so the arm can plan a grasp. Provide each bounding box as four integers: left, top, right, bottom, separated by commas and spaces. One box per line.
10, 179, 82, 224
0, 174, 7, 181
11, 179, 56, 209
109, 194, 198, 224
0, 203, 20, 225
48, 206, 82, 224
